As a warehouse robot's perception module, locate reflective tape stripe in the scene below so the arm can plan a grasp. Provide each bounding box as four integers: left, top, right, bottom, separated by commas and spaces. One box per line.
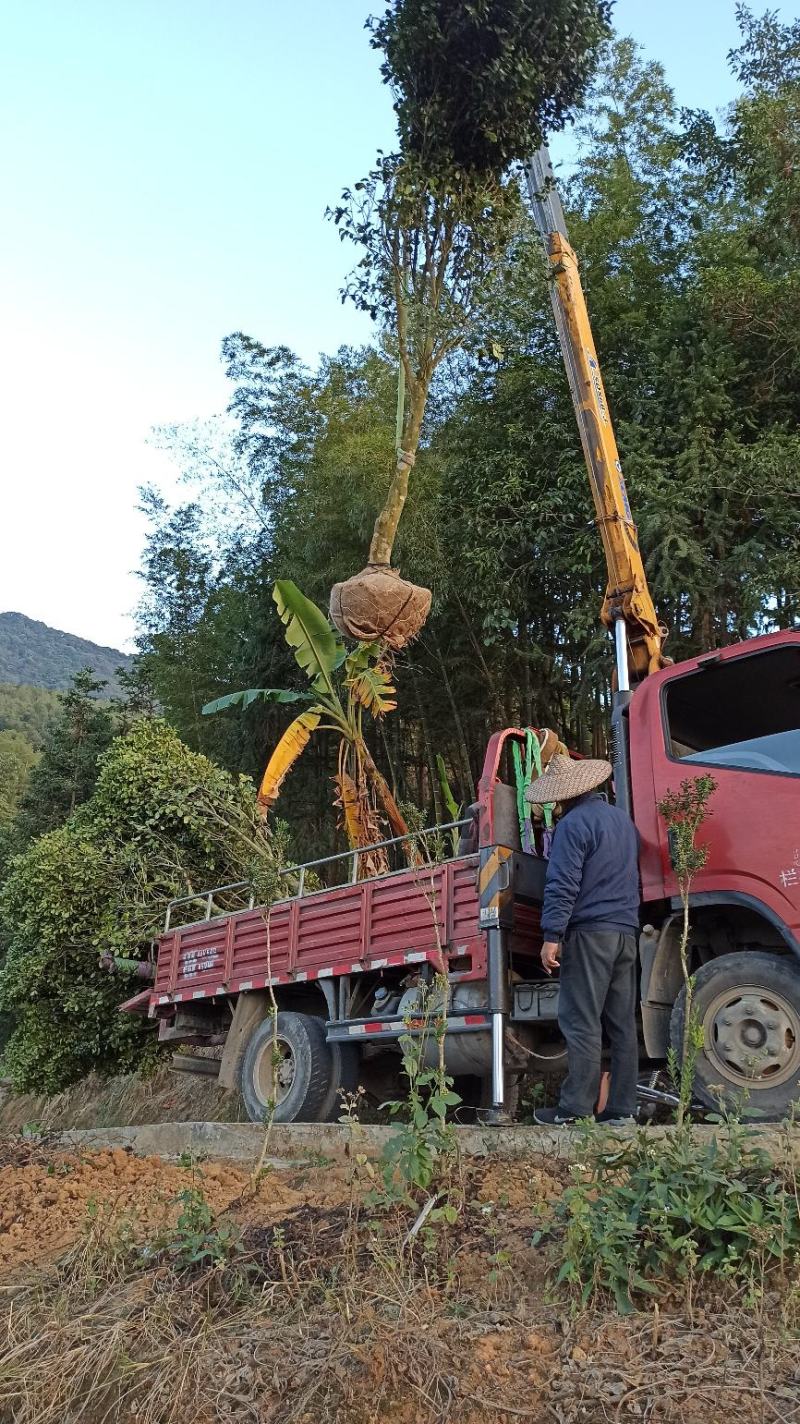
343, 1013, 489, 1037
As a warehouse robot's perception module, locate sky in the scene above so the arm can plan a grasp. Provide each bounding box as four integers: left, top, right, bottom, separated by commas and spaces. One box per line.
0, 0, 796, 652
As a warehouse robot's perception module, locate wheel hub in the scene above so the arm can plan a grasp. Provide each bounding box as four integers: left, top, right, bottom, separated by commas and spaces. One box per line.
253, 1035, 295, 1107
707, 988, 800, 1088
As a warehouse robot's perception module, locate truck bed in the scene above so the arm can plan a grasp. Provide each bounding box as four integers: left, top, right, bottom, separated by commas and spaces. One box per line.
149, 853, 516, 1015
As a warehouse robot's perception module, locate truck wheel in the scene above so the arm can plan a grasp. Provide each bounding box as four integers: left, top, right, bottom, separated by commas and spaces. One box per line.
239, 1011, 333, 1124
670, 952, 800, 1119
317, 1043, 360, 1122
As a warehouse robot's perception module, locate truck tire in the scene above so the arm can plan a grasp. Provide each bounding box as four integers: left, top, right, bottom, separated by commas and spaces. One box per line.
239, 1011, 333, 1124
670, 952, 800, 1119
317, 1043, 360, 1122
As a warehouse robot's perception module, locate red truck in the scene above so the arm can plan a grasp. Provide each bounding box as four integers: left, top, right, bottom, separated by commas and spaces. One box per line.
123, 151, 800, 1122
125, 624, 800, 1123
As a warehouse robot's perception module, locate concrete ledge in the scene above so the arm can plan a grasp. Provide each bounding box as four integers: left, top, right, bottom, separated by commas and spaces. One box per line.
52, 1119, 800, 1166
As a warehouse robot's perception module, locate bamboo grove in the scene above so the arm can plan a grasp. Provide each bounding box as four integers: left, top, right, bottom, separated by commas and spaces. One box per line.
137, 20, 800, 862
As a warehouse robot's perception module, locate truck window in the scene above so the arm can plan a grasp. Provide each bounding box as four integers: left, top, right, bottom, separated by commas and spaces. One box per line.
665, 645, 800, 776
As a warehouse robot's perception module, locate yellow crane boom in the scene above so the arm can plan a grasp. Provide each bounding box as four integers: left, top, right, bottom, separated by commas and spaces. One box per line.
526, 147, 667, 687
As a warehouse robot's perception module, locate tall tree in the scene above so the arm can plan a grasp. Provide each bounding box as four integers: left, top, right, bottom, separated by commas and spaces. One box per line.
16, 669, 114, 842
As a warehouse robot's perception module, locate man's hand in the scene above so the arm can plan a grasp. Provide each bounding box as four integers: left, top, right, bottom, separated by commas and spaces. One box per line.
541, 940, 561, 975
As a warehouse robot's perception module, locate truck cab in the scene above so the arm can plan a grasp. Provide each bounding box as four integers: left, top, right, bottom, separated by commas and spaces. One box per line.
630, 628, 800, 1116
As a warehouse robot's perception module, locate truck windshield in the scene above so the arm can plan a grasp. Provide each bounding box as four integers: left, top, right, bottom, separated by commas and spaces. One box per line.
665, 644, 800, 776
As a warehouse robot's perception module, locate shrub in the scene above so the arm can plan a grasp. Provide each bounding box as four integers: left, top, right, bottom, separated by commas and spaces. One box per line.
0, 719, 282, 1092
553, 1121, 800, 1312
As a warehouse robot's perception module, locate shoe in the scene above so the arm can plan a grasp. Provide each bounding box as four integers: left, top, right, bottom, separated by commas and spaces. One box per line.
595, 1109, 636, 1126
533, 1106, 578, 1126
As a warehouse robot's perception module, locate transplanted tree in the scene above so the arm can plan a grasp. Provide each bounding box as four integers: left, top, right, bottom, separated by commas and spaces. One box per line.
328, 0, 613, 649
0, 718, 285, 1093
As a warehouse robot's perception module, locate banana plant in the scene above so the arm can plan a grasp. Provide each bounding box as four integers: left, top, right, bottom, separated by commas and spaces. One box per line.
202, 581, 409, 871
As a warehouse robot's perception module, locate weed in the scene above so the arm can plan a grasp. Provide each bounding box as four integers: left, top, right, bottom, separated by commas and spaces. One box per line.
177, 1148, 205, 1170
657, 774, 716, 1124
165, 1183, 241, 1268
376, 977, 461, 1208
552, 1117, 800, 1312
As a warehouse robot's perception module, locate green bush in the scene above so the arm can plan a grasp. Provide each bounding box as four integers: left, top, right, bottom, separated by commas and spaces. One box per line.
0, 719, 282, 1093
552, 1122, 800, 1312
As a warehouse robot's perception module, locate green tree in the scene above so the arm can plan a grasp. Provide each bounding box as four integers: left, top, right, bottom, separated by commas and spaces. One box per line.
0, 683, 60, 748
0, 732, 39, 827
0, 718, 283, 1093
16, 668, 114, 842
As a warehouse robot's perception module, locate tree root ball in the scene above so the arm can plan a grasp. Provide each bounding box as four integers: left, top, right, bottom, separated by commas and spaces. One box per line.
330, 565, 432, 650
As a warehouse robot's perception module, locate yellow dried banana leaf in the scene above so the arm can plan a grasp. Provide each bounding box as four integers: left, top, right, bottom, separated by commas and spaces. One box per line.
257, 710, 321, 811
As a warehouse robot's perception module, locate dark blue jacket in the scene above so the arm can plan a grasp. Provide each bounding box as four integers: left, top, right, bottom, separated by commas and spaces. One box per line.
540, 792, 640, 941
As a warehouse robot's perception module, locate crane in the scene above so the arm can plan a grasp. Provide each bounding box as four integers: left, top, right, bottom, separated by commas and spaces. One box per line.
525, 146, 669, 695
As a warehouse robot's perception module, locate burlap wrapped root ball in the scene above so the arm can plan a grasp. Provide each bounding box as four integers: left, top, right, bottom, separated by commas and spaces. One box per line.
329, 564, 432, 650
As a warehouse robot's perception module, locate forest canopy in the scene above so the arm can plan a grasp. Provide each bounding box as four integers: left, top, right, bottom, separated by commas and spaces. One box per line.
137, 15, 800, 858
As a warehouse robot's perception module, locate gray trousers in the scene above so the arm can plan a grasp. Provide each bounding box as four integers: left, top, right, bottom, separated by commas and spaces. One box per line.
557, 928, 639, 1118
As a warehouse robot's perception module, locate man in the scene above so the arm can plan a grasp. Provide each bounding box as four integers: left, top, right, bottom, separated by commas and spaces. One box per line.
524, 754, 640, 1126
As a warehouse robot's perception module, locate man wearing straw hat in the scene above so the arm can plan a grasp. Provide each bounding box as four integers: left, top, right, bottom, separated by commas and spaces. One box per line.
524, 754, 640, 1126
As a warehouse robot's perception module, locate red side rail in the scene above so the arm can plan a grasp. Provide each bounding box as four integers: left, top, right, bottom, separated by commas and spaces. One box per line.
148, 855, 488, 1016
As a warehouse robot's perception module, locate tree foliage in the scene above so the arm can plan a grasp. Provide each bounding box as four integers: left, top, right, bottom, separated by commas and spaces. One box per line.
369, 0, 613, 175
0, 719, 284, 1093
0, 682, 60, 749
0, 733, 39, 828
15, 669, 115, 843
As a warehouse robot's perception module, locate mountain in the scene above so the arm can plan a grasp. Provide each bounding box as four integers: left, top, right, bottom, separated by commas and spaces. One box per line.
0, 612, 134, 696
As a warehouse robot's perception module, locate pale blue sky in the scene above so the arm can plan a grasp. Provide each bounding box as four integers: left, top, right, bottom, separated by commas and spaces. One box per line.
0, 0, 795, 650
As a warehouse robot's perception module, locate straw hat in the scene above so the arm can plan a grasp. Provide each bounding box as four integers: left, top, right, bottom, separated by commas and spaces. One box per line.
525, 754, 612, 805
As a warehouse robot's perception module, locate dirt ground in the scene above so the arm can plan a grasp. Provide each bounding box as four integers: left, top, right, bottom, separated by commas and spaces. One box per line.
0, 1138, 798, 1423
0, 1137, 354, 1274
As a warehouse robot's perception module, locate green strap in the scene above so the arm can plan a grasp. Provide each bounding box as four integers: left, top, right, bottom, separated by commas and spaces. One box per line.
529, 730, 553, 829
513, 729, 555, 846
512, 739, 527, 845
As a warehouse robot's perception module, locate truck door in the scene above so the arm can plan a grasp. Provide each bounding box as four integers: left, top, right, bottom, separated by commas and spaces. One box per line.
653, 637, 800, 947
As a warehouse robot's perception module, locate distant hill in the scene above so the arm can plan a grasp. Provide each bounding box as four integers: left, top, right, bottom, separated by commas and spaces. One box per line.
0, 613, 133, 697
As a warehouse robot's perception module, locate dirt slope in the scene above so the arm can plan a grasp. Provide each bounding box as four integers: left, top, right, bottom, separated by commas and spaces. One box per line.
0, 1139, 797, 1424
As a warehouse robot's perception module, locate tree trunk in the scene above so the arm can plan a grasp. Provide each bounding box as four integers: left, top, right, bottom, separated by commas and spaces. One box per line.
360, 741, 411, 845
368, 385, 427, 566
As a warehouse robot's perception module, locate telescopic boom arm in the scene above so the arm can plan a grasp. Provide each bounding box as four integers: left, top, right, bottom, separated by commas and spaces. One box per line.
525, 146, 667, 687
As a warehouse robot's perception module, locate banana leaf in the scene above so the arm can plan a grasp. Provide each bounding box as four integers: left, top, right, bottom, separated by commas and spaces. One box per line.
258, 709, 322, 809
273, 580, 344, 693
202, 688, 313, 716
